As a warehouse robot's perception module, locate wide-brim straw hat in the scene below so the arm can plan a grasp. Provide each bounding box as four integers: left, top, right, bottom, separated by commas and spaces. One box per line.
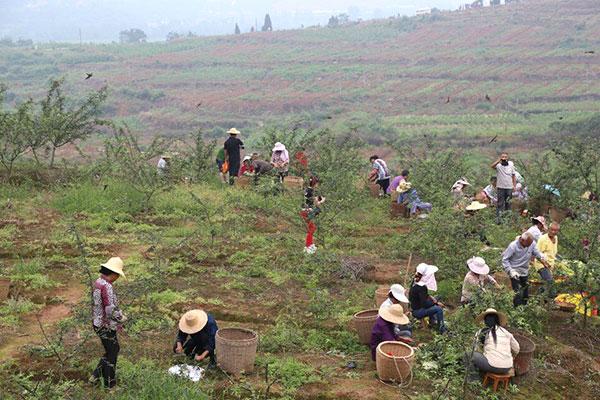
161, 154, 171, 159
467, 256, 490, 275
397, 181, 412, 193
227, 128, 241, 135
101, 257, 125, 278
531, 216, 547, 230
466, 201, 487, 211
476, 308, 508, 327
179, 309, 208, 334
389, 284, 409, 304
272, 142, 286, 152
379, 304, 409, 325
416, 263, 438, 276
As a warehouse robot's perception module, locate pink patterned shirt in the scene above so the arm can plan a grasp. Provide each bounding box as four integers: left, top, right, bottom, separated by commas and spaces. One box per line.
92, 276, 123, 330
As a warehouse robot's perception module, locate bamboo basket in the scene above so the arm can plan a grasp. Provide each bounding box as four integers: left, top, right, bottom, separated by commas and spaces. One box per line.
368, 183, 381, 198
512, 333, 536, 376
352, 309, 379, 345
283, 175, 304, 189
215, 328, 258, 375
0, 278, 10, 300
376, 341, 415, 383
375, 286, 389, 307
236, 175, 252, 188
390, 203, 409, 218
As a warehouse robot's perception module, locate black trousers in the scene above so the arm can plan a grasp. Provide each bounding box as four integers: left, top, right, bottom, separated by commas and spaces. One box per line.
510, 275, 529, 307
93, 327, 120, 388
496, 188, 512, 222
376, 178, 391, 195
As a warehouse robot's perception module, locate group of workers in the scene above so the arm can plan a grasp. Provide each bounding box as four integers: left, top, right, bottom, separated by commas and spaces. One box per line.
93, 137, 588, 390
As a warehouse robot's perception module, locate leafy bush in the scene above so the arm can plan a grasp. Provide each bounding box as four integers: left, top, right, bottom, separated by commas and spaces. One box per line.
9, 259, 55, 289
53, 180, 146, 215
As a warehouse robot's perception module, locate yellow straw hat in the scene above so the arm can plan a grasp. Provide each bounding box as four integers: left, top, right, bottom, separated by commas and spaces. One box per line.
378, 303, 409, 325
476, 308, 508, 327
101, 257, 125, 278
227, 128, 241, 135
466, 201, 487, 211
396, 181, 412, 193
179, 309, 208, 334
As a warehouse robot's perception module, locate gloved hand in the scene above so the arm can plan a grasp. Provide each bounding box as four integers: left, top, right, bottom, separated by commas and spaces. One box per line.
509, 269, 520, 279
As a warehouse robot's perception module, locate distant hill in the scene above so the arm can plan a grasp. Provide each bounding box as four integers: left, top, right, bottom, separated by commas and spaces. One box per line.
1, 0, 599, 146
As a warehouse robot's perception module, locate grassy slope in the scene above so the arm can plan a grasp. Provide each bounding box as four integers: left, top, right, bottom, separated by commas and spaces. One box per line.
1, 0, 599, 145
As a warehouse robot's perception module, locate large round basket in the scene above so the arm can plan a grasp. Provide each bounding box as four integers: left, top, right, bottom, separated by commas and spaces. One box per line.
215, 328, 258, 376
352, 309, 379, 345
368, 183, 381, 198
0, 278, 10, 300
512, 332, 536, 376
283, 176, 304, 189
375, 287, 389, 307
376, 341, 415, 383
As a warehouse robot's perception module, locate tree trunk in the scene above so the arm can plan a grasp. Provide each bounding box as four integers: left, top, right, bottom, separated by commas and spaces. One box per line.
49, 145, 57, 168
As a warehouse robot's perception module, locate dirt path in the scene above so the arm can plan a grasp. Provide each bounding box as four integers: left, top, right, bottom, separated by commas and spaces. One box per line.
0, 283, 86, 359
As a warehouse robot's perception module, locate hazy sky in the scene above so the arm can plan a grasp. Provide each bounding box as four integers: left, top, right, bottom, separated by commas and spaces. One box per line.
0, 0, 465, 42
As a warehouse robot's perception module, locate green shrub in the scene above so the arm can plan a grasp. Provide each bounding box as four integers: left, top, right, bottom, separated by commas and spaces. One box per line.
114, 358, 209, 399
53, 180, 145, 216
9, 259, 55, 289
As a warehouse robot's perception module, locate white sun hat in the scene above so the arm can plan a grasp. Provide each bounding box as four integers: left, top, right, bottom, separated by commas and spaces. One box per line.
388, 284, 409, 304
467, 256, 490, 275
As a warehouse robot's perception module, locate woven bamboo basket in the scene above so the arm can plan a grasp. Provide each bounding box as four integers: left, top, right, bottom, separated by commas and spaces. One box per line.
512, 332, 536, 376
215, 328, 258, 375
375, 286, 389, 307
390, 203, 409, 218
0, 278, 10, 300
368, 183, 381, 198
236, 175, 252, 188
376, 341, 415, 383
283, 175, 304, 189
352, 309, 379, 345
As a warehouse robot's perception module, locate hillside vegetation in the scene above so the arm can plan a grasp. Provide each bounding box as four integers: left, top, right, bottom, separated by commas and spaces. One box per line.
1, 0, 599, 148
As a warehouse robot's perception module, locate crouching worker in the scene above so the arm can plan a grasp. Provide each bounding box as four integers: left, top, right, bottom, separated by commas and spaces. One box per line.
461, 257, 500, 305
409, 263, 447, 333
370, 304, 413, 360
174, 309, 218, 368
471, 308, 519, 376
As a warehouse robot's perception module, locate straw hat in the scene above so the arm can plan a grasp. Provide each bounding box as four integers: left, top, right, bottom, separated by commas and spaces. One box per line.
388, 284, 409, 304
581, 191, 592, 200
531, 216, 547, 230
272, 142, 286, 152
101, 257, 125, 278
179, 309, 208, 334
465, 201, 487, 211
467, 256, 490, 275
161, 154, 171, 159
476, 308, 508, 327
379, 304, 409, 325
227, 128, 241, 135
396, 181, 412, 193
416, 263, 438, 276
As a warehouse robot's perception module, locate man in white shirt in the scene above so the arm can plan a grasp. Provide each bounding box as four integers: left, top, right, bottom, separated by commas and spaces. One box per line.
491, 153, 516, 224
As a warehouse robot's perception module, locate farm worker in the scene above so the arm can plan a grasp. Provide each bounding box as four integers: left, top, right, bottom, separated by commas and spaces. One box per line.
451, 177, 471, 201
174, 309, 218, 368
461, 257, 500, 304
526, 216, 547, 242
90, 257, 126, 389
224, 128, 244, 185
409, 263, 447, 333
502, 232, 551, 307
239, 155, 254, 176
471, 309, 519, 375
381, 284, 412, 338
252, 158, 274, 183
381, 284, 410, 308
512, 182, 528, 202
396, 181, 432, 216
157, 155, 170, 175
388, 169, 409, 194
532, 222, 560, 297
301, 175, 325, 254
271, 142, 290, 183
491, 153, 516, 224
368, 155, 391, 196
216, 147, 227, 183
477, 177, 498, 205
370, 304, 412, 360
